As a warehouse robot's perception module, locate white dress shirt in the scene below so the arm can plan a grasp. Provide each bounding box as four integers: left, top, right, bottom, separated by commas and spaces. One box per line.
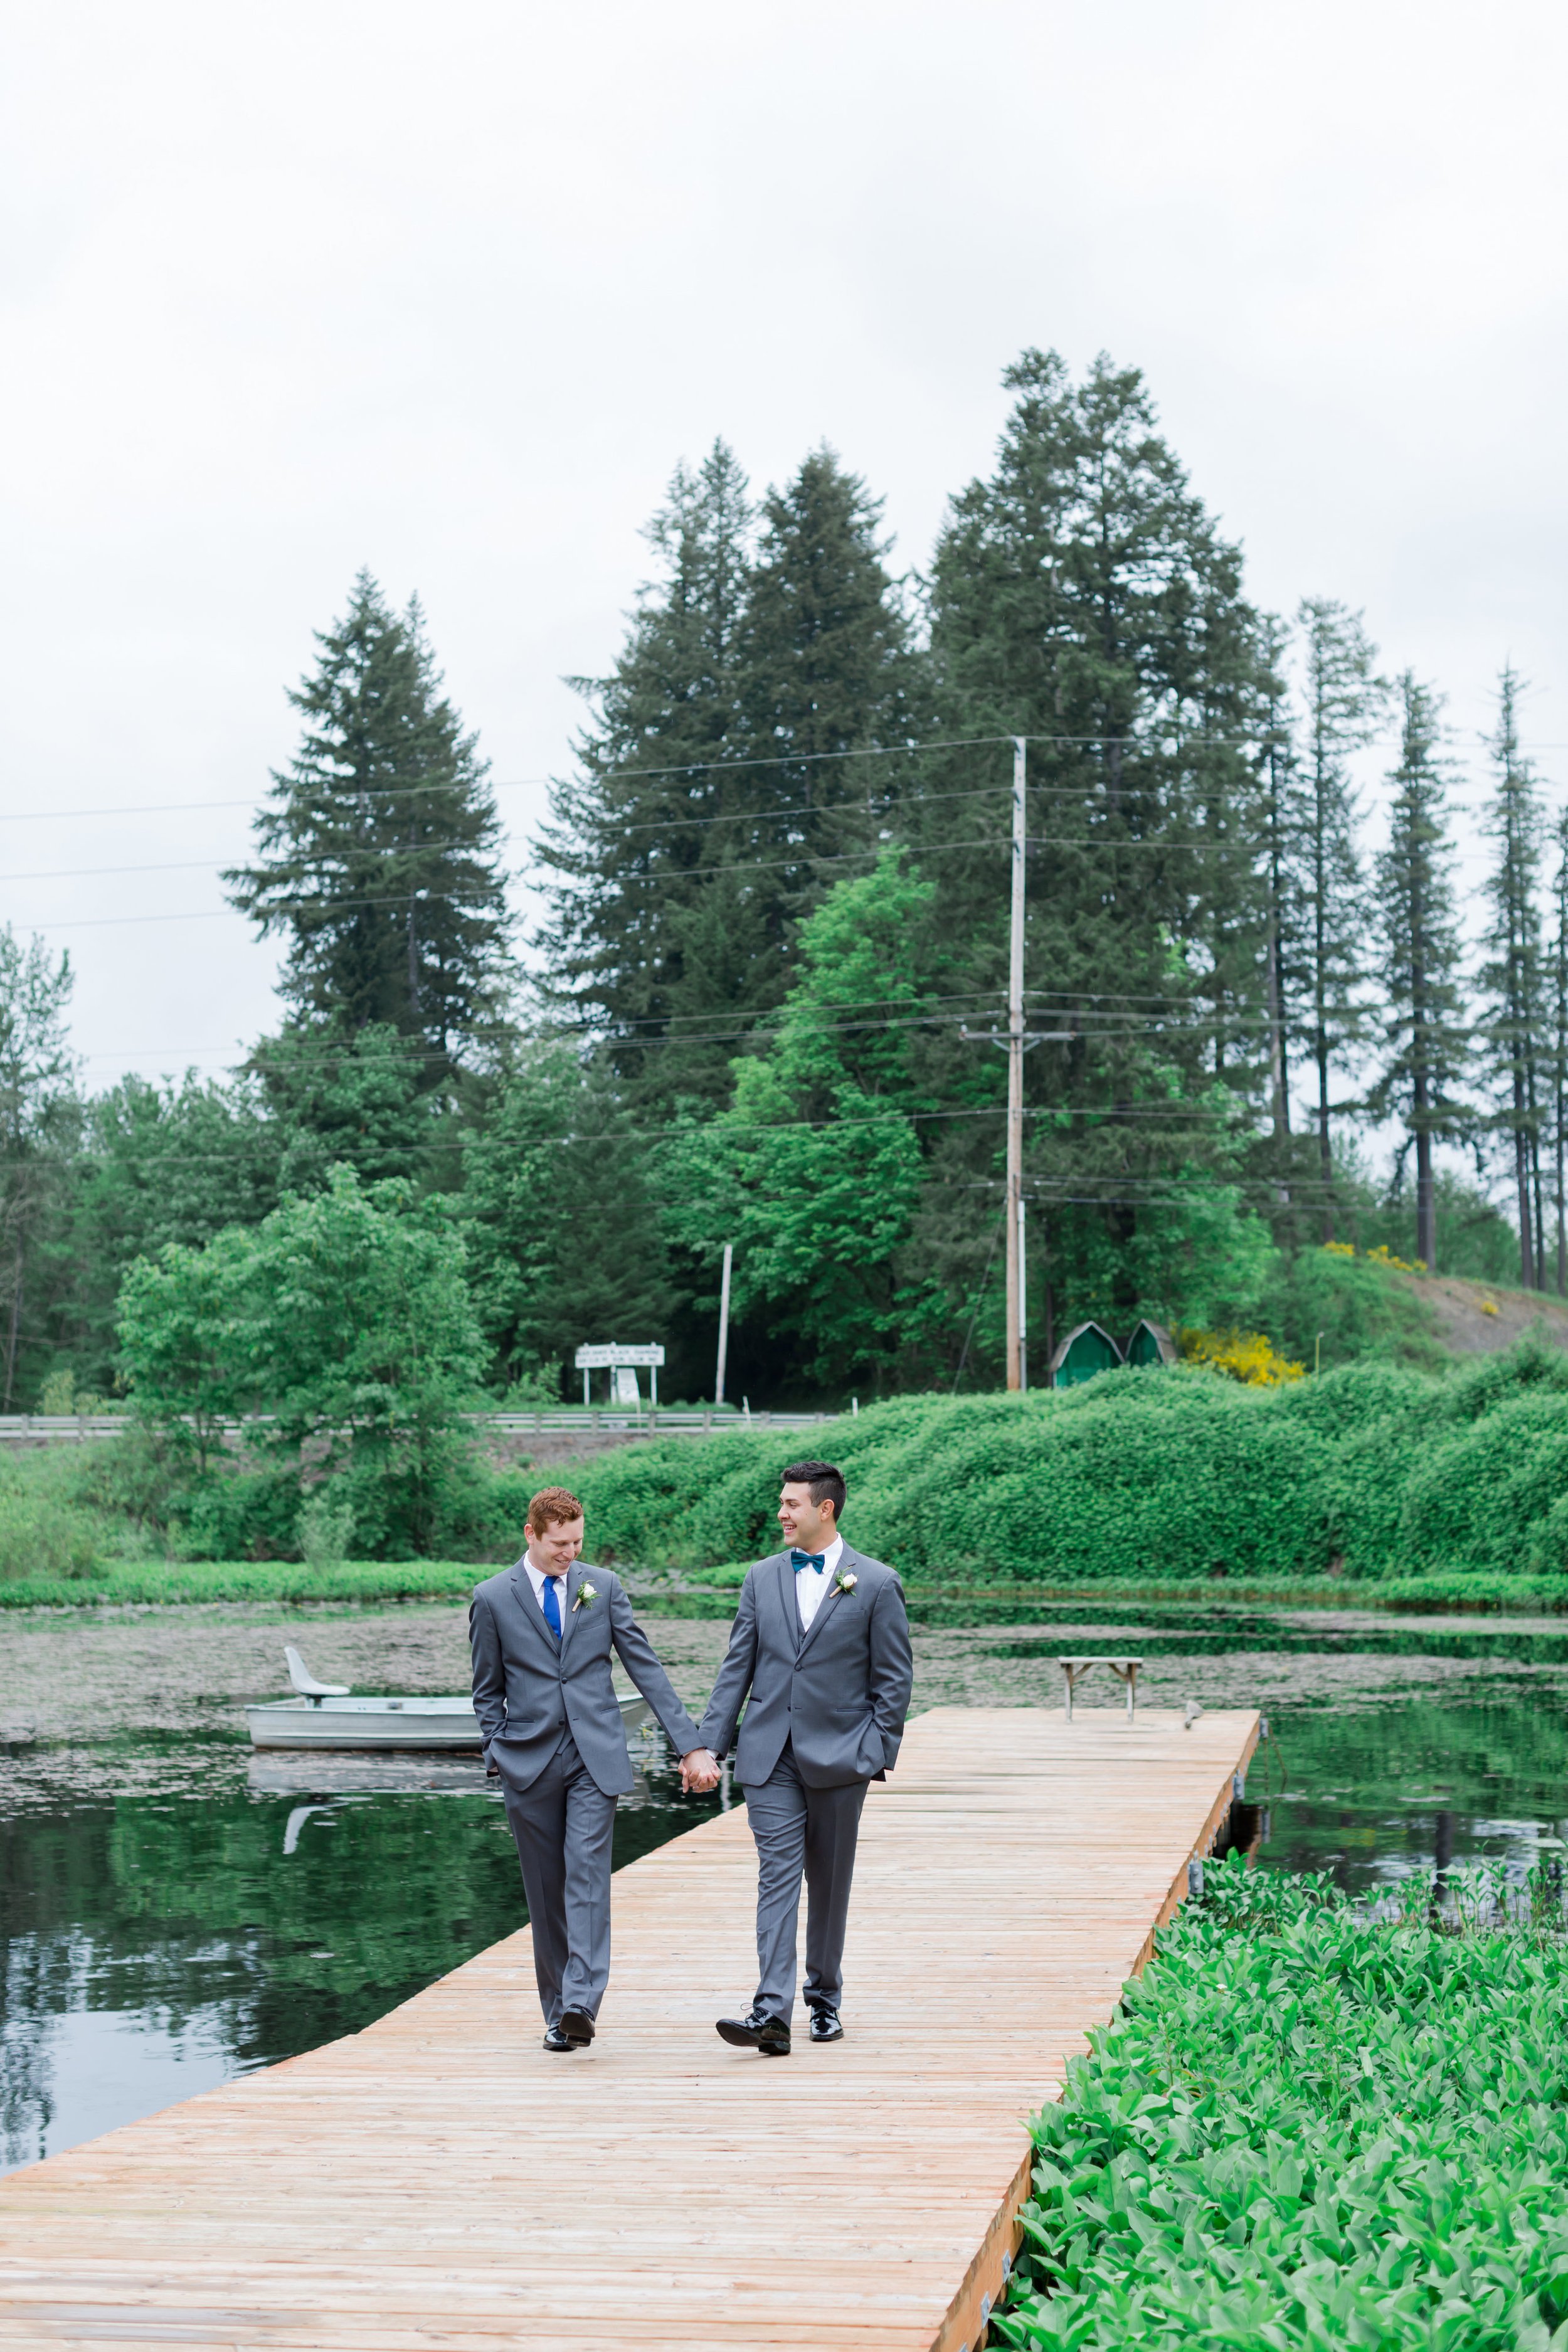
793, 1533, 843, 1630
522, 1556, 568, 1633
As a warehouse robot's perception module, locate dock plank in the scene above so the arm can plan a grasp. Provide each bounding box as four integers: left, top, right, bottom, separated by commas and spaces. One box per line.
0, 1705, 1258, 2350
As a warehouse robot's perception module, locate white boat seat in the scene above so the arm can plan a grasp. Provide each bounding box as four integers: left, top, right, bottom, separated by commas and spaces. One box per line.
285, 1644, 351, 1701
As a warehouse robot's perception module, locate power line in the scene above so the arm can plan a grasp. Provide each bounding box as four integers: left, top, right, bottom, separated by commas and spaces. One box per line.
8, 722, 1565, 828
0, 734, 1009, 827
4, 825, 1362, 935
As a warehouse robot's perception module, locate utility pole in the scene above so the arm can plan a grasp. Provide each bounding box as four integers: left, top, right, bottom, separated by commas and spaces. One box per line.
714, 1241, 733, 1407
1005, 737, 1027, 1391
959, 736, 1069, 1392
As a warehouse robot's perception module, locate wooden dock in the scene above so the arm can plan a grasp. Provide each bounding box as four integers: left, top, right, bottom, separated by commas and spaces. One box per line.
0, 1705, 1259, 2351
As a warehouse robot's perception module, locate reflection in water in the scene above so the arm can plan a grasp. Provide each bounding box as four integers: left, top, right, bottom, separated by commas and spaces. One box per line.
0, 1747, 716, 2177
1250, 1695, 1568, 1890
6, 1600, 1568, 2179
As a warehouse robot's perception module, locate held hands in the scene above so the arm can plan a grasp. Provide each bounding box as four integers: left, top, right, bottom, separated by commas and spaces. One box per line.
680, 1748, 721, 1794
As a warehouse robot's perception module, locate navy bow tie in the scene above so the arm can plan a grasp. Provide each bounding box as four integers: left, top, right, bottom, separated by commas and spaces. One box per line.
790, 1549, 827, 1574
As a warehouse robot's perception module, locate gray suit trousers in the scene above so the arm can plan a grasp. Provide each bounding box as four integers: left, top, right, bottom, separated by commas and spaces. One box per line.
503, 1731, 617, 2027
746, 1741, 868, 2021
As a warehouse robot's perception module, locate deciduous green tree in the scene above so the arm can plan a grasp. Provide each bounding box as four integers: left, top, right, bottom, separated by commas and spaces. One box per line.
120, 1167, 487, 1552
117, 1226, 260, 1472
0, 930, 80, 1406
459, 1044, 672, 1391
60, 1073, 275, 1393
662, 852, 944, 1387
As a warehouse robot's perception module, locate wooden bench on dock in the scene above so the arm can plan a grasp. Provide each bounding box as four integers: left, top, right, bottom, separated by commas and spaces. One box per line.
1058, 1653, 1143, 1719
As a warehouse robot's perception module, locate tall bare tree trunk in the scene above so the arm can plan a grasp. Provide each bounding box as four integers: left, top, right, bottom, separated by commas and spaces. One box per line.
4, 1232, 23, 1410
1516, 1115, 1535, 1290
1316, 1032, 1333, 1240
1412, 1024, 1435, 1271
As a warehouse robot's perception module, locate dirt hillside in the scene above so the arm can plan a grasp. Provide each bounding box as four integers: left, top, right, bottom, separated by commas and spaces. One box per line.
1396, 1268, 1568, 1355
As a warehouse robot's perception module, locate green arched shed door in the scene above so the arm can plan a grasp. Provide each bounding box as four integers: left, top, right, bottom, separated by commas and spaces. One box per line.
1047, 1322, 1124, 1388
1125, 1318, 1177, 1368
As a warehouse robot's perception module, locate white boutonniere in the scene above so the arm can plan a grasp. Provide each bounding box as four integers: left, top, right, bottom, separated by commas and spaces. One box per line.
572, 1580, 599, 1613
834, 1571, 857, 1595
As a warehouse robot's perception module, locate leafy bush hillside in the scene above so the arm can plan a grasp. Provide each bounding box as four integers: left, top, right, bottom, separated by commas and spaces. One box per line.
570, 1343, 1568, 1587
10, 1339, 1568, 1591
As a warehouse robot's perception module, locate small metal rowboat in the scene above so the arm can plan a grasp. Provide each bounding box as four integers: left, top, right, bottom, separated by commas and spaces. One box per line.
245, 1645, 652, 1752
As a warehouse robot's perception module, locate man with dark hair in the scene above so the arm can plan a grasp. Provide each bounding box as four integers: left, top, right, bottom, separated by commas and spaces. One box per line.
685, 1458, 913, 2055
470, 1486, 710, 2052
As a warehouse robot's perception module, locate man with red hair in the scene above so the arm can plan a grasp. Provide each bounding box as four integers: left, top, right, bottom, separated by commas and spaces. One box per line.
470, 1485, 709, 2052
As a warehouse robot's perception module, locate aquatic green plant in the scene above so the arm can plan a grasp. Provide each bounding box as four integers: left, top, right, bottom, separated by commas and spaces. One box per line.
994, 1855, 1568, 2349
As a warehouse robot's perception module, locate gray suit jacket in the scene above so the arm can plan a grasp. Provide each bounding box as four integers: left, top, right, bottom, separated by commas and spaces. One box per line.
697, 1542, 913, 1791
470, 1560, 703, 1799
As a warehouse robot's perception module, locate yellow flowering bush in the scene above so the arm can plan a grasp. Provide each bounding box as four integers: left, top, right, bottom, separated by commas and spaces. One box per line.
1320, 1239, 1427, 1274
1176, 1326, 1305, 1387
1365, 1242, 1428, 1274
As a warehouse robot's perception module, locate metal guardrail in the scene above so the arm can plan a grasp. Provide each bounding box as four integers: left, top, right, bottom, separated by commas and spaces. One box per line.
0, 1416, 133, 1440
481, 1410, 834, 1436
0, 1409, 837, 1445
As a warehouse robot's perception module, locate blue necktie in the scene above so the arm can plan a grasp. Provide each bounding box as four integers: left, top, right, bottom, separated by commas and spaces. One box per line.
790, 1549, 826, 1574
541, 1576, 563, 1640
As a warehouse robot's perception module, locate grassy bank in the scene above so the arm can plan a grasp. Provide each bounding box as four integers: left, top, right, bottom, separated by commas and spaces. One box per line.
9, 1562, 1568, 1615
995, 1858, 1568, 2349
0, 1559, 480, 1608
681, 1562, 1568, 1614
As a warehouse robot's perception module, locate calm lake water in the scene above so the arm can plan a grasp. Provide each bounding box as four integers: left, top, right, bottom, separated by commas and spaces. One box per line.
3, 1592, 1566, 2176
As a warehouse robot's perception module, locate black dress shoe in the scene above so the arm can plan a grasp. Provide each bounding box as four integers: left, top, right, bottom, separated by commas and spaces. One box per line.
808, 2006, 843, 2043
542, 2024, 575, 2052
558, 2008, 595, 2046
716, 2006, 792, 2056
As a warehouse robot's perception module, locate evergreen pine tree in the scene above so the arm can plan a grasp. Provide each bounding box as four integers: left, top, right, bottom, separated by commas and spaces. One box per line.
1477, 666, 1548, 1288
1279, 598, 1387, 1236
535, 442, 919, 1111
1367, 674, 1470, 1271
741, 443, 923, 862
1550, 807, 1568, 1292
1258, 615, 1296, 1144
226, 572, 509, 1069
534, 442, 756, 1106
921, 349, 1274, 1342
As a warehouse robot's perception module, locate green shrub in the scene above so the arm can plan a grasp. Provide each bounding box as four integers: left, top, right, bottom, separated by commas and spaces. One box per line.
9, 1338, 1568, 1589
567, 1349, 1568, 1586
995, 1857, 1568, 2350
0, 1479, 103, 1579
571, 1378, 1337, 1581
1254, 1244, 1445, 1372
297, 1488, 357, 1567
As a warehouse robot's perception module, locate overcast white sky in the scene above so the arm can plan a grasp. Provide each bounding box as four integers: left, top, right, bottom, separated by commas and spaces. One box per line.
3, 0, 1565, 1121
